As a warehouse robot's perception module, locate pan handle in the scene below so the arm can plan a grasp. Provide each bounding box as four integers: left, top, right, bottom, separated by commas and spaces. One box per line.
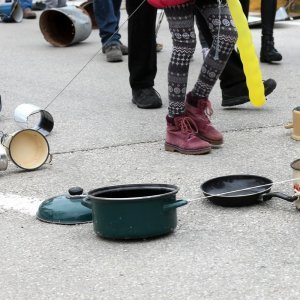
262, 192, 298, 202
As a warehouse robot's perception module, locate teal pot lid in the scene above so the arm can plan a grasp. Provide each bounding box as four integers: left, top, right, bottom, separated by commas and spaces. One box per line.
36, 187, 92, 225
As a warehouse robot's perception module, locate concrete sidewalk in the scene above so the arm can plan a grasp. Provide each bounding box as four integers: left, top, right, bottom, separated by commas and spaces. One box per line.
1, 10, 300, 300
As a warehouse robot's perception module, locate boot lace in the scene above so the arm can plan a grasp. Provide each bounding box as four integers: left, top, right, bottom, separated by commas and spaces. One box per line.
175, 116, 198, 135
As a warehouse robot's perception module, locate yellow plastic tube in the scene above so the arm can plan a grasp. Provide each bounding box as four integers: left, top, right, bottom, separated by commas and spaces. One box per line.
227, 0, 266, 107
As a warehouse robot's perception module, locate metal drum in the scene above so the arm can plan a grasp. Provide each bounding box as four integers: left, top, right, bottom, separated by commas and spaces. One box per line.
39, 6, 92, 47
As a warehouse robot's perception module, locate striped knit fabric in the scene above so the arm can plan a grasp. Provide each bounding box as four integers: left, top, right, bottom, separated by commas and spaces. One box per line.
165, 0, 238, 117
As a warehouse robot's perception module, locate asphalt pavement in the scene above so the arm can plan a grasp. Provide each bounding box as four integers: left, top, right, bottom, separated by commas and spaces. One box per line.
1, 6, 300, 300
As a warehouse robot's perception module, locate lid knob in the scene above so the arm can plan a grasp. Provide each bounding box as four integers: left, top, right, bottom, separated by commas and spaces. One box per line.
68, 187, 84, 196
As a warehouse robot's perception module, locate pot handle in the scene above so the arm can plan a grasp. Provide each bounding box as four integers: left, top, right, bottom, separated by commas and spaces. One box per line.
46, 153, 53, 164
163, 200, 188, 211
262, 192, 298, 202
81, 197, 92, 208
284, 122, 293, 129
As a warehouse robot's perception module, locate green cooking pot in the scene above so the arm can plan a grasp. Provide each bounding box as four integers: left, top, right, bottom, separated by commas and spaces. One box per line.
81, 184, 187, 240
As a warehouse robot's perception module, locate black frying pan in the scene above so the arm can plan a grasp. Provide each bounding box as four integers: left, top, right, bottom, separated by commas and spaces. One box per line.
201, 174, 298, 207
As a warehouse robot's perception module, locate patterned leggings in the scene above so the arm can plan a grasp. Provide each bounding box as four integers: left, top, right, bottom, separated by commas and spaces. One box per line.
165, 0, 238, 117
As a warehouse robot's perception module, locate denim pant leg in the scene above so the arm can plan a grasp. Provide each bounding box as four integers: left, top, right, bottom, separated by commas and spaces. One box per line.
93, 0, 122, 47
20, 0, 33, 10
57, 0, 67, 8
45, 0, 58, 9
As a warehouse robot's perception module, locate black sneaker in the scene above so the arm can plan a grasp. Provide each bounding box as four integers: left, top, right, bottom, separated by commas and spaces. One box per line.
132, 87, 162, 109
260, 36, 282, 63
221, 78, 277, 107
103, 44, 123, 62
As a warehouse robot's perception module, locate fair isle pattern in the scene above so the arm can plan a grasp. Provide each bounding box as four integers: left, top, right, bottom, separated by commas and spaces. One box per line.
192, 2, 237, 97
165, 0, 237, 117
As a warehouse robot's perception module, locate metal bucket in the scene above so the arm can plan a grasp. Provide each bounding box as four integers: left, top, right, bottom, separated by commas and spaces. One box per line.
0, 0, 23, 23
39, 6, 92, 47
80, 0, 97, 29
1, 129, 51, 170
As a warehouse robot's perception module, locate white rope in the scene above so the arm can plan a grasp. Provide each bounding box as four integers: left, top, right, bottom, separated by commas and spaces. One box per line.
44, 0, 147, 110
155, 10, 165, 36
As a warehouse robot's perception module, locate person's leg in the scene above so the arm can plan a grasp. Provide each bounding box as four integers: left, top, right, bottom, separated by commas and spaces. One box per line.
261, 0, 276, 37
20, 0, 36, 18
198, 28, 210, 59
57, 0, 67, 8
20, 0, 32, 10
185, 0, 237, 145
239, 0, 249, 18
93, 0, 122, 46
164, 3, 211, 155
194, 0, 277, 107
165, 3, 196, 117
45, 0, 58, 8
93, 0, 123, 62
194, 3, 247, 99
260, 0, 282, 62
192, 1, 237, 99
126, 0, 162, 108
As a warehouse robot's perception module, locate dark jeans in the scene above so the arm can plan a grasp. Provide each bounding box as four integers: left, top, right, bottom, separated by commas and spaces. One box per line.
93, 0, 122, 46
126, 0, 157, 90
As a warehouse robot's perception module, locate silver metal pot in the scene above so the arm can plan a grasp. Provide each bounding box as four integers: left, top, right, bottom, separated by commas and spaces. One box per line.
0, 144, 8, 171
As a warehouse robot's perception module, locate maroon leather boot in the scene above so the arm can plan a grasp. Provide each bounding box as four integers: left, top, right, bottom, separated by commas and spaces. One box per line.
185, 92, 223, 146
165, 115, 211, 155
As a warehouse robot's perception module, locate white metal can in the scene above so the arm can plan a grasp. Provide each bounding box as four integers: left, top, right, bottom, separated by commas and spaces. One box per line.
14, 103, 54, 136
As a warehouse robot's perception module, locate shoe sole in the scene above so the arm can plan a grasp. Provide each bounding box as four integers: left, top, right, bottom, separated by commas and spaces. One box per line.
132, 99, 162, 109
106, 56, 123, 62
165, 143, 211, 155
221, 95, 250, 107
196, 134, 223, 147
260, 58, 282, 63
221, 81, 277, 107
